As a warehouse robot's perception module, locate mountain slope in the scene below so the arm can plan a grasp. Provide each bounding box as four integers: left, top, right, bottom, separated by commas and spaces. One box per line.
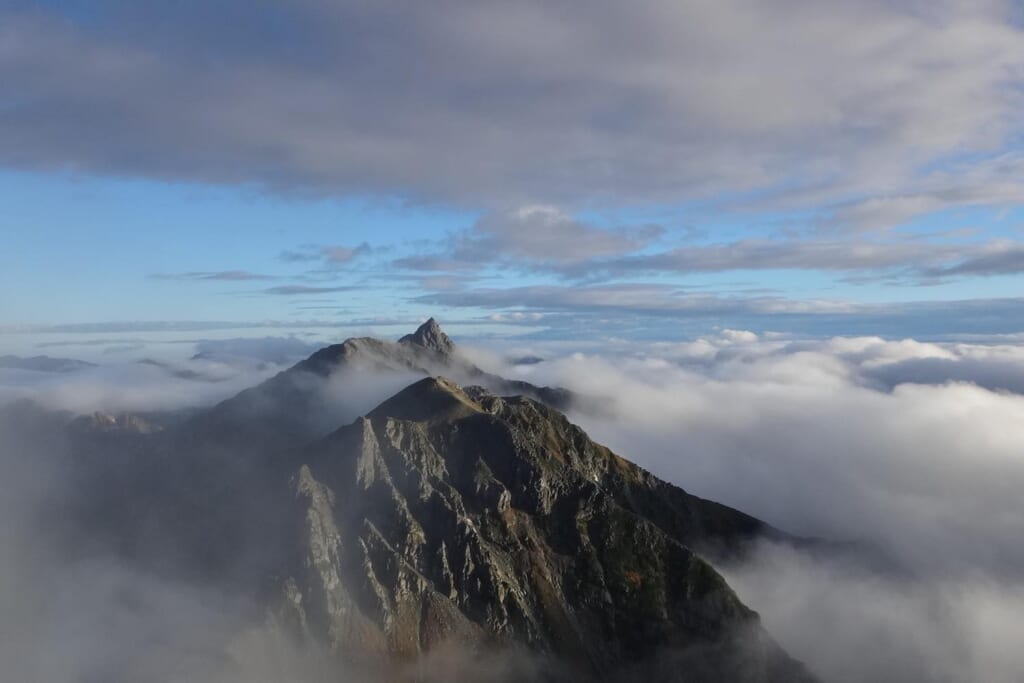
188, 319, 571, 452
275, 377, 811, 680
39, 321, 816, 681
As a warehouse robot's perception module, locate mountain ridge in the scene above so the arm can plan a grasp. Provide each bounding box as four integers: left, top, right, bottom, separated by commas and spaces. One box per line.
11, 320, 817, 681
186, 320, 572, 454
273, 375, 812, 680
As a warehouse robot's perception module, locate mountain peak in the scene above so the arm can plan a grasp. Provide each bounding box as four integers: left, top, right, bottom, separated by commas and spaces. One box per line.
398, 317, 454, 355
368, 375, 482, 422
281, 372, 810, 681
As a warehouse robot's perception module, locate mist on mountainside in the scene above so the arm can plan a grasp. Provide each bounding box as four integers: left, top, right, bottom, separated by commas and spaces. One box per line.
1, 323, 1022, 682
493, 331, 1024, 683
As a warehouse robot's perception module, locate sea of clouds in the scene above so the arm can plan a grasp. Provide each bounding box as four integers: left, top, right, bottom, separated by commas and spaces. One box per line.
2, 330, 1023, 681
494, 332, 1024, 683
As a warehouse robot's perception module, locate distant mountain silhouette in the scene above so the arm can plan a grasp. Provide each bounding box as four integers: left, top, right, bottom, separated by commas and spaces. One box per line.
0, 354, 95, 372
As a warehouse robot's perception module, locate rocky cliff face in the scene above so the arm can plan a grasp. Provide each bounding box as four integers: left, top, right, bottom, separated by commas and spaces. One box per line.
274, 377, 811, 681
398, 317, 455, 355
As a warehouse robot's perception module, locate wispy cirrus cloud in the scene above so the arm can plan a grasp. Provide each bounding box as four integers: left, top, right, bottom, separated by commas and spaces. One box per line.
418, 284, 1024, 337
396, 214, 1023, 285
278, 243, 373, 265
560, 238, 1024, 284
261, 285, 357, 296
418, 283, 853, 316
151, 270, 277, 282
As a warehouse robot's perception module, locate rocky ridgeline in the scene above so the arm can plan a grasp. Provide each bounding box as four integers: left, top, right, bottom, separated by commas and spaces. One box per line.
277, 376, 812, 680
22, 319, 815, 681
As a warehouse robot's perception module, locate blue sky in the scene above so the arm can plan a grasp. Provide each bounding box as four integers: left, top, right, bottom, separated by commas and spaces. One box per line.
2, 0, 1024, 350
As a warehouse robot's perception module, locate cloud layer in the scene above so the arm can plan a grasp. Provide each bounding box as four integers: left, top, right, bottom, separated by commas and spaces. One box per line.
484, 331, 1024, 681
3, 1, 1022, 340
2, 0, 1022, 218
3, 328, 1024, 680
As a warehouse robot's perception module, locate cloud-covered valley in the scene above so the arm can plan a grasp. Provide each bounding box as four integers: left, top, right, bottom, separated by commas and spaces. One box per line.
2, 329, 1024, 681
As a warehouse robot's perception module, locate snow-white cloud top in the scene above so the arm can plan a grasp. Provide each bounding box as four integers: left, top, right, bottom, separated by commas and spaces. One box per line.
490, 333, 1024, 682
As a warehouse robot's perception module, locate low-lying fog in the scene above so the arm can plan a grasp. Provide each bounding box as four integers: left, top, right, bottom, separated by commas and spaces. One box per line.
498, 332, 1024, 683
2, 330, 1022, 682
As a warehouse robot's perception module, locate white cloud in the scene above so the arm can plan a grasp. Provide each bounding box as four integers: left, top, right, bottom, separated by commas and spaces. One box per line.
497, 333, 1024, 681
457, 206, 661, 265
725, 542, 1024, 683
4, 329, 1024, 680
2, 1, 1021, 213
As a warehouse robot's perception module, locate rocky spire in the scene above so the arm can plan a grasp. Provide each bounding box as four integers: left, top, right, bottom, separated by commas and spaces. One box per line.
398, 317, 454, 355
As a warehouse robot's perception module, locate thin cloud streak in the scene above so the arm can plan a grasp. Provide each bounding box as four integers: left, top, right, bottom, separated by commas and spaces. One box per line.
279, 243, 373, 265
419, 286, 1024, 337
500, 333, 1024, 682
151, 271, 278, 281
394, 213, 1022, 284
261, 285, 356, 296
